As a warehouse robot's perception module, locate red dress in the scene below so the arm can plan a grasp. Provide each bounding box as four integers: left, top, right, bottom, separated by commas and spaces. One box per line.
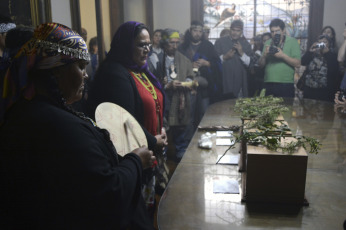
130, 71, 163, 136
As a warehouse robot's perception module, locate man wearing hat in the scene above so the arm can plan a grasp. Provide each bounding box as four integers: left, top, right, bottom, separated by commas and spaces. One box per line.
214, 19, 254, 99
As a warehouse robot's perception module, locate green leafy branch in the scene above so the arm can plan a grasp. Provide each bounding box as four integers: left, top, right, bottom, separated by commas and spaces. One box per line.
233, 90, 321, 155
233, 129, 321, 154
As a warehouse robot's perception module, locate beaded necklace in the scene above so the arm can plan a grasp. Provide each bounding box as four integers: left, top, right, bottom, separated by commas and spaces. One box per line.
129, 70, 161, 113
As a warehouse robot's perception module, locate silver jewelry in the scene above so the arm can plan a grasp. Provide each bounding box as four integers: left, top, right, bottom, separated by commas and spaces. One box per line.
0, 23, 16, 33
170, 64, 177, 79
27, 39, 90, 61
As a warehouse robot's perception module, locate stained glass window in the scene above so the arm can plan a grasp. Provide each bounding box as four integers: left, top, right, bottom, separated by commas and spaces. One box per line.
204, 0, 310, 52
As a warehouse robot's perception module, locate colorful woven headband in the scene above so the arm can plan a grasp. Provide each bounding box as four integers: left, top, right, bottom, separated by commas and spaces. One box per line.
162, 30, 180, 41
0, 23, 16, 33
17, 22, 90, 69
1, 23, 89, 124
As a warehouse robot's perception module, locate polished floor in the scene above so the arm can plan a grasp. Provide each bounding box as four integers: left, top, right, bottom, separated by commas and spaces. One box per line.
158, 98, 346, 230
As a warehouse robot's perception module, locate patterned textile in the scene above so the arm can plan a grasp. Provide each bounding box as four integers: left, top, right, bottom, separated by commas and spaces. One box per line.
305, 56, 328, 88
1, 22, 89, 124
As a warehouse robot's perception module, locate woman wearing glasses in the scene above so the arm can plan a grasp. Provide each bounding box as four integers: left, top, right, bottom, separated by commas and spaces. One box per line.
86, 21, 168, 225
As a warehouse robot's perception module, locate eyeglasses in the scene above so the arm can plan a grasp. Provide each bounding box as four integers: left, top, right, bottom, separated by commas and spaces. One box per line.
136, 42, 151, 50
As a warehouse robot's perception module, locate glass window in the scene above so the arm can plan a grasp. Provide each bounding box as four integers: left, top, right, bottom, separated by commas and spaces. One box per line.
204, 0, 310, 52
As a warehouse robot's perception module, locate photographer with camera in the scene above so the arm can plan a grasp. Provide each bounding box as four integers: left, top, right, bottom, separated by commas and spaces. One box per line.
259, 18, 301, 97
300, 34, 338, 102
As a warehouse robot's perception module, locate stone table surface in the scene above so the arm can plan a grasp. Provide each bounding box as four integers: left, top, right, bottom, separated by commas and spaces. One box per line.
158, 98, 346, 230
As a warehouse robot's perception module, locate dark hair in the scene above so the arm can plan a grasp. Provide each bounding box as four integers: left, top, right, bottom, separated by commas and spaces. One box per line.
5, 25, 34, 58
262, 32, 271, 40
252, 35, 263, 51
269, 18, 285, 30
153, 29, 162, 36
220, 28, 230, 37
181, 22, 206, 50
0, 15, 13, 24
230, 20, 244, 30
134, 24, 149, 39
321, 26, 336, 49
318, 34, 332, 44
191, 20, 204, 28
88, 37, 98, 54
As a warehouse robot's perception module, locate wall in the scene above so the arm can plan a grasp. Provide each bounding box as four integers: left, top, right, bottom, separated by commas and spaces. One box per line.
124, 0, 146, 23
79, 0, 111, 52
323, 0, 346, 48
49, 0, 346, 51
153, 0, 190, 34
51, 0, 71, 27
50, 0, 111, 51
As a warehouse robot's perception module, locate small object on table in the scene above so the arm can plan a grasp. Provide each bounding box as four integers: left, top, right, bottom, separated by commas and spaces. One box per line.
198, 132, 214, 149
198, 125, 240, 132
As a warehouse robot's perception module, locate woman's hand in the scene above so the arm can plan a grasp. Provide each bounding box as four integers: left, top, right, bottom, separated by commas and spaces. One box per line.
335, 91, 346, 105
155, 130, 168, 151
132, 146, 155, 169
160, 127, 168, 146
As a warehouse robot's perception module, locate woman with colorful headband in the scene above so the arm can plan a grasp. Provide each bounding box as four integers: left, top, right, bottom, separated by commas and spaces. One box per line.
0, 23, 155, 230
86, 21, 169, 223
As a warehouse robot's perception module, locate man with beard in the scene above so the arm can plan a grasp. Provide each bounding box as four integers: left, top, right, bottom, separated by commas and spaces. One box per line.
155, 29, 196, 162
179, 20, 222, 129
214, 19, 254, 99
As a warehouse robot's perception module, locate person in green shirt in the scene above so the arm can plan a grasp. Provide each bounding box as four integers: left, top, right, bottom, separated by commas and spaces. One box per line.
259, 18, 301, 97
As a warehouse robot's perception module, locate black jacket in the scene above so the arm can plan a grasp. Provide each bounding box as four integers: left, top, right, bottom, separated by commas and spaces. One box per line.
0, 96, 153, 230
86, 60, 157, 150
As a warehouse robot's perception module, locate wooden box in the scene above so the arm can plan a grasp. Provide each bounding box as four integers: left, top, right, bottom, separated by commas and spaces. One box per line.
241, 137, 308, 205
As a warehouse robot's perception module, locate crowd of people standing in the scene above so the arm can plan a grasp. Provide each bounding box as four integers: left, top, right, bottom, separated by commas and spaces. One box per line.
1, 13, 346, 229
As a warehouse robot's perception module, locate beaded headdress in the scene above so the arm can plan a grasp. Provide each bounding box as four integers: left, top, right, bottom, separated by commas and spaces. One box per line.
17, 22, 90, 69
1, 23, 89, 124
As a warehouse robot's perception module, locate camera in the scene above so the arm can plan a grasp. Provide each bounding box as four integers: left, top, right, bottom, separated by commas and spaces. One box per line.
268, 33, 281, 55
272, 33, 281, 46
338, 89, 346, 101
268, 46, 279, 54
313, 42, 326, 49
